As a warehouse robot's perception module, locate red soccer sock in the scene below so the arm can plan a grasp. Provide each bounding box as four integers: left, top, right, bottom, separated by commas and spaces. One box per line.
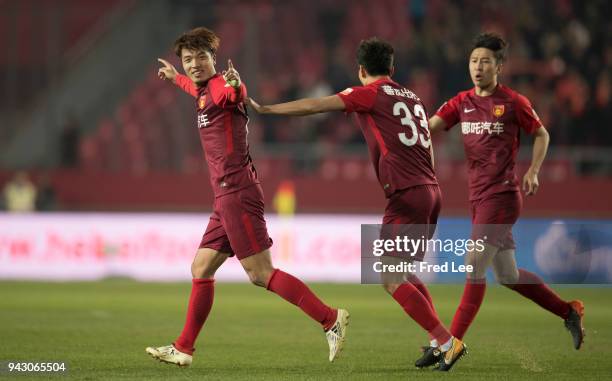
392, 282, 451, 345
266, 269, 337, 331
450, 278, 486, 340
408, 275, 437, 311
505, 269, 571, 319
407, 275, 438, 340
174, 278, 215, 355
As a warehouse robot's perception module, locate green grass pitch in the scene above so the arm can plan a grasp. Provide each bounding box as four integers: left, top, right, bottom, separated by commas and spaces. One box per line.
1, 281, 610, 380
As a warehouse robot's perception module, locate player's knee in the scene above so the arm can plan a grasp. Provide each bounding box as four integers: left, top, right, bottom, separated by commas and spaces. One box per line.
382, 282, 400, 295
496, 270, 519, 286
241, 252, 274, 287
191, 261, 213, 278
464, 252, 491, 277
464, 253, 480, 269
191, 251, 223, 278
191, 263, 204, 278
246, 268, 272, 287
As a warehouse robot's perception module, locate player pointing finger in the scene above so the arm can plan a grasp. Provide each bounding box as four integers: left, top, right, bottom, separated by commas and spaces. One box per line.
157, 58, 178, 82
223, 59, 241, 88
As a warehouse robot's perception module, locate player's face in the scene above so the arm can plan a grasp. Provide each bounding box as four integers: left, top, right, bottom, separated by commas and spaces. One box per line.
469, 47, 500, 90
181, 48, 216, 85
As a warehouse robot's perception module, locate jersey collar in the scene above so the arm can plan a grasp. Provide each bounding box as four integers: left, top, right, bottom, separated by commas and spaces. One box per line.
369, 77, 397, 87
198, 72, 221, 89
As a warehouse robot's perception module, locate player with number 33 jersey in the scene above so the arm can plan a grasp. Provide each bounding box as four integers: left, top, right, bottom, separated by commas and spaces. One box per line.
249, 37, 466, 372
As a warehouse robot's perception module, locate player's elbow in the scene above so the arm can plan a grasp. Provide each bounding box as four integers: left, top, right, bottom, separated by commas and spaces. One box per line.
535, 126, 549, 140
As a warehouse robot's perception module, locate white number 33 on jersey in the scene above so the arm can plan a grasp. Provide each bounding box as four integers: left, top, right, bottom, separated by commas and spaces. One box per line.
393, 102, 431, 148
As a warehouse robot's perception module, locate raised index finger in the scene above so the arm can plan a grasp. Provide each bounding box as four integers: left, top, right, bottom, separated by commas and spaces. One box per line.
157, 58, 172, 68
228, 59, 234, 70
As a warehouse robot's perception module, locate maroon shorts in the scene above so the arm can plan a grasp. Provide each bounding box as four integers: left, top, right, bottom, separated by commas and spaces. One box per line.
199, 184, 273, 260
381, 184, 442, 261
470, 191, 522, 250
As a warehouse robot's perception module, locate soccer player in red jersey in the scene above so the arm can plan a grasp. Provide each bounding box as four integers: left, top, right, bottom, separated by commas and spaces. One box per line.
145, 27, 349, 367
249, 38, 466, 371
419, 32, 585, 366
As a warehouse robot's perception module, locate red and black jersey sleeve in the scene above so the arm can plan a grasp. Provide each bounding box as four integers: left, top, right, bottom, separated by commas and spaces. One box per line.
337, 86, 377, 113
514, 93, 543, 134
174, 74, 198, 98
209, 76, 247, 109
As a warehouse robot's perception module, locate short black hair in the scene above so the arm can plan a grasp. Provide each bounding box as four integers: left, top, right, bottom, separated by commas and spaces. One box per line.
472, 33, 508, 63
357, 37, 394, 76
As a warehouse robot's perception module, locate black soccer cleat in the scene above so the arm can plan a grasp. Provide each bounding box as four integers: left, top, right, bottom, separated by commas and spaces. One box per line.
564, 300, 585, 350
433, 337, 467, 372
415, 346, 442, 368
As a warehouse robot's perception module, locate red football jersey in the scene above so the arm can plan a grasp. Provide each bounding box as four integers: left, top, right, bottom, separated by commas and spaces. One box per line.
435, 84, 542, 201
337, 78, 437, 198
175, 73, 258, 197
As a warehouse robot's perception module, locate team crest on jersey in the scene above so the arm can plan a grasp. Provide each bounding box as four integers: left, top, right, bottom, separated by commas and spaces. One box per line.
493, 105, 505, 117
198, 95, 207, 109
341, 87, 353, 95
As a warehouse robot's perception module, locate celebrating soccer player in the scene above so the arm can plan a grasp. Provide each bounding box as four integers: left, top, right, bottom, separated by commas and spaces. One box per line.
249, 38, 466, 371
420, 32, 585, 366
146, 27, 349, 367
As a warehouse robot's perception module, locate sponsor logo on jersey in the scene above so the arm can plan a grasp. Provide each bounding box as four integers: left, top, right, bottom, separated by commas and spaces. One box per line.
198, 95, 207, 109
493, 104, 505, 117
464, 107, 475, 113
381, 85, 421, 102
341, 88, 353, 95
197, 113, 210, 128
461, 121, 504, 135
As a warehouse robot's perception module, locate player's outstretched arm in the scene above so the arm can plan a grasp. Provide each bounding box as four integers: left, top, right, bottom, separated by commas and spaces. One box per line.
157, 58, 197, 98
428, 115, 447, 134
425, 116, 445, 168
522, 126, 550, 196
248, 95, 345, 116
